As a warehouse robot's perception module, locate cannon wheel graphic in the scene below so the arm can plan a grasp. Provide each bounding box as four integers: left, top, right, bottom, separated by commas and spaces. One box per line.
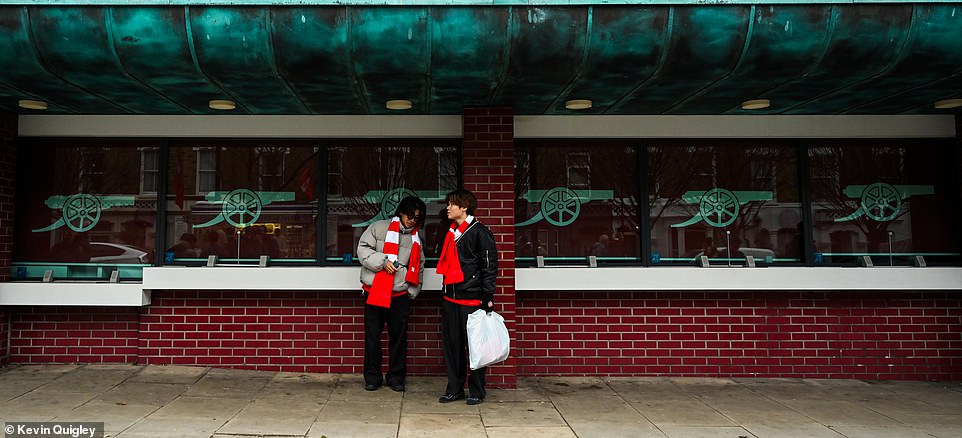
62, 194, 102, 232
381, 187, 418, 218
861, 183, 901, 222
222, 189, 263, 228
699, 188, 739, 227
539, 187, 581, 227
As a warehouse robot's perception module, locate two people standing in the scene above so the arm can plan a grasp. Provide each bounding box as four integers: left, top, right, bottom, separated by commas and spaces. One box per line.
356, 189, 498, 405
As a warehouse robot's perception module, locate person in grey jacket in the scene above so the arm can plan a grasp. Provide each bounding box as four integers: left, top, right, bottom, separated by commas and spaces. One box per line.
357, 196, 426, 392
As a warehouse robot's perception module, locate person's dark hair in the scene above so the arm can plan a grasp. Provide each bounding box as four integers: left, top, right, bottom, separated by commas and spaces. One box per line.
180, 233, 197, 243
394, 196, 427, 227
445, 189, 477, 215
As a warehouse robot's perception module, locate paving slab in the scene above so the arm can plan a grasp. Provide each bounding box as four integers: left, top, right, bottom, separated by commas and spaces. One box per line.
316, 400, 401, 425
126, 364, 208, 384
182, 371, 271, 399
484, 426, 578, 438
629, 399, 736, 427
217, 396, 322, 436
776, 398, 904, 427
658, 425, 756, 438
308, 421, 399, 438
116, 415, 231, 438
0, 391, 95, 422
828, 424, 941, 438
397, 412, 485, 438
478, 400, 565, 427
53, 400, 157, 435
144, 395, 248, 421
94, 382, 190, 406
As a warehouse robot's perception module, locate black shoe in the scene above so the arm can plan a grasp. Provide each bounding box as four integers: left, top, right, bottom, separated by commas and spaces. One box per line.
466, 396, 483, 405
364, 383, 381, 391
438, 393, 465, 403
390, 383, 405, 392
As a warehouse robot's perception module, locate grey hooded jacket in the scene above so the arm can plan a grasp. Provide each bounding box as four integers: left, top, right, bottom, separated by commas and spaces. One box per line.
357, 218, 425, 299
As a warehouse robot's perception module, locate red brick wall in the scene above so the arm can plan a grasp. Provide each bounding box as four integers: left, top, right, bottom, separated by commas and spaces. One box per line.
517, 291, 962, 380
462, 107, 517, 388
7, 306, 140, 363
139, 290, 448, 375
0, 112, 16, 363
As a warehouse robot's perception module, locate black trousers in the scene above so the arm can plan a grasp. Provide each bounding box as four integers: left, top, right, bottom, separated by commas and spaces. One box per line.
363, 294, 410, 387
441, 298, 486, 399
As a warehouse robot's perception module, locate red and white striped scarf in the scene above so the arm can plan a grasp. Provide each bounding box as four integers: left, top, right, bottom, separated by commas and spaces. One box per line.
436, 215, 474, 285
367, 217, 421, 308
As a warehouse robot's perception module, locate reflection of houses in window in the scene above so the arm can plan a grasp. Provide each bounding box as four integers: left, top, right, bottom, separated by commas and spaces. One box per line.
328, 147, 344, 195
195, 147, 217, 194
80, 148, 105, 193
566, 152, 590, 189
140, 147, 159, 194
435, 146, 458, 193
256, 146, 290, 191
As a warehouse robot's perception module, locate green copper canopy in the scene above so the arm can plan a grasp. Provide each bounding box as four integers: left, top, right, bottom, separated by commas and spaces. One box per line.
1, 3, 960, 115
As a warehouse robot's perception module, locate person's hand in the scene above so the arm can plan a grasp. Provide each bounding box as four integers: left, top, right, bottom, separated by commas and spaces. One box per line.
384, 260, 397, 274
483, 300, 494, 313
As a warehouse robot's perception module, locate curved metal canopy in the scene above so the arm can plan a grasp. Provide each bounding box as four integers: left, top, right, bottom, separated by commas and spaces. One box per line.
1, 3, 961, 115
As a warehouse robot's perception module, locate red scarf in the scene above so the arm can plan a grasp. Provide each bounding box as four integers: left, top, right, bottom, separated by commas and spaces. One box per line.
367, 217, 421, 308
436, 215, 474, 285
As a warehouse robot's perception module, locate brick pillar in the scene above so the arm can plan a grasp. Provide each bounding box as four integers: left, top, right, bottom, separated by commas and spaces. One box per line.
462, 107, 516, 388
0, 112, 16, 364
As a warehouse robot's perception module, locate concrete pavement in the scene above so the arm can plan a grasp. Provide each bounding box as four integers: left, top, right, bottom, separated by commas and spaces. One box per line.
1, 364, 961, 437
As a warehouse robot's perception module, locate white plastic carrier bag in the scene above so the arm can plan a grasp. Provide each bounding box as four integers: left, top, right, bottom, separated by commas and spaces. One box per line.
466, 309, 511, 370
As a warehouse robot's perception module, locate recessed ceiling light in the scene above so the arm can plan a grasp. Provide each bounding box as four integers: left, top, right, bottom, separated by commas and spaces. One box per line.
18, 99, 48, 110
741, 99, 771, 110
386, 99, 412, 110
934, 98, 962, 109
209, 99, 236, 110
565, 99, 592, 110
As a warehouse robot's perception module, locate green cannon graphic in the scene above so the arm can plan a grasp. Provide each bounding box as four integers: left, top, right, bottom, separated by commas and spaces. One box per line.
671, 188, 773, 228
33, 194, 135, 233
834, 182, 934, 222
194, 189, 294, 229
516, 187, 614, 227
351, 187, 445, 228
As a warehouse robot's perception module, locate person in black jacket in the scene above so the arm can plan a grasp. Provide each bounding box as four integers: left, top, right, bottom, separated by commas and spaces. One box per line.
435, 189, 498, 405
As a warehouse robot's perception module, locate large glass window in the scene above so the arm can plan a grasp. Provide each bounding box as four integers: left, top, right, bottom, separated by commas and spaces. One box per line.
13, 140, 160, 280
808, 141, 961, 266
165, 141, 318, 264
514, 141, 640, 263
648, 141, 802, 265
325, 140, 460, 263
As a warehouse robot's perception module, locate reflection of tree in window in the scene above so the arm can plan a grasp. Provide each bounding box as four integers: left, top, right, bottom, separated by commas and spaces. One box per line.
328, 147, 344, 195
435, 147, 458, 193
80, 148, 105, 193
256, 146, 290, 191
382, 147, 409, 188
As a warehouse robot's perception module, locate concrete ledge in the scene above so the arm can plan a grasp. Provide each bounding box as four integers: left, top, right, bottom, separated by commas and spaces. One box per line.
516, 267, 962, 291
143, 266, 444, 291
0, 283, 150, 306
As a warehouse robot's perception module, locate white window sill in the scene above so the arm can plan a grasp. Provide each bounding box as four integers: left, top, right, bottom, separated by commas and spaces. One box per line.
515, 266, 962, 291
0, 282, 150, 306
